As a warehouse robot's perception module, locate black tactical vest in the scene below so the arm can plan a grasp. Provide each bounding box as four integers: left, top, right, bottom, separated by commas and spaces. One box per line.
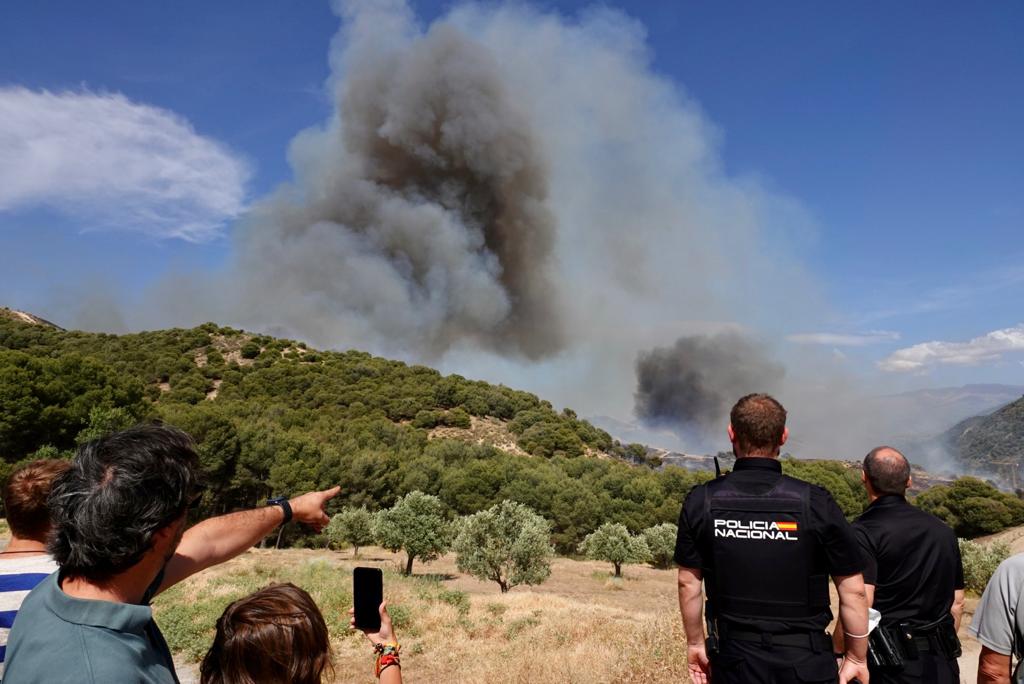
701, 472, 830, 624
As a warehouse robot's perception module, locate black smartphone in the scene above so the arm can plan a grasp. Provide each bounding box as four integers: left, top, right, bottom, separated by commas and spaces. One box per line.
353, 566, 383, 631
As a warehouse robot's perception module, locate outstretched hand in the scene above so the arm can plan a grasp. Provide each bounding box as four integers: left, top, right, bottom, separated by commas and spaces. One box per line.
289, 486, 341, 532
349, 601, 398, 645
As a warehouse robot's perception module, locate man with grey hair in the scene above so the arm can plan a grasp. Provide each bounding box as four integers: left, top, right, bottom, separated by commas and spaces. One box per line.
3, 424, 340, 683
838, 446, 964, 683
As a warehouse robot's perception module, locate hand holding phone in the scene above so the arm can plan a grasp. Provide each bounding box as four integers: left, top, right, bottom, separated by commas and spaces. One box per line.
353, 567, 384, 632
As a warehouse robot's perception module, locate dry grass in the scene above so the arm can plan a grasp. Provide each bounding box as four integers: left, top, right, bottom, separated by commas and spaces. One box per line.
0, 522, 986, 683
155, 547, 688, 683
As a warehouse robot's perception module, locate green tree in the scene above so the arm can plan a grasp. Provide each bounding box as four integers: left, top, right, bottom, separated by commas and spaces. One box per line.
374, 491, 451, 575
578, 522, 651, 577
0, 350, 145, 460
75, 405, 137, 444
642, 522, 678, 569
453, 500, 554, 593
326, 506, 376, 557
782, 458, 866, 518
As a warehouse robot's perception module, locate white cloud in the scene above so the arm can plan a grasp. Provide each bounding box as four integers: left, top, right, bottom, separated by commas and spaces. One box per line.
0, 87, 249, 241
786, 330, 901, 346
878, 324, 1024, 372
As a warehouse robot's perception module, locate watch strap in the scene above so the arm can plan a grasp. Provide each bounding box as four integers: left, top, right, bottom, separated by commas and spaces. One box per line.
267, 497, 293, 524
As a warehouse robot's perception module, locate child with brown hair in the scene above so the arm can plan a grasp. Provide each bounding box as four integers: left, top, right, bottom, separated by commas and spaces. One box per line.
200, 582, 402, 684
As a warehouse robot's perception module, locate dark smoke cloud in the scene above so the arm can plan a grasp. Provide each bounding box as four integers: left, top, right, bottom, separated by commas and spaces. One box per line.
226, 2, 562, 359
634, 333, 786, 437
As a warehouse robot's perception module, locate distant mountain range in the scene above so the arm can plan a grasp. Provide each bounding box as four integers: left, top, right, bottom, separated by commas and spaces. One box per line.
879, 384, 1024, 432
592, 384, 1024, 473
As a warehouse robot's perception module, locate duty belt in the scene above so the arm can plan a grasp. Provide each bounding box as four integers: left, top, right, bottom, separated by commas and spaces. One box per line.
868, 620, 962, 668
719, 627, 832, 652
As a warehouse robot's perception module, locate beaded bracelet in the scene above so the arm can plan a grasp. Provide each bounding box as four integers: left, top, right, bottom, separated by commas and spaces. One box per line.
376, 654, 400, 677
373, 642, 401, 678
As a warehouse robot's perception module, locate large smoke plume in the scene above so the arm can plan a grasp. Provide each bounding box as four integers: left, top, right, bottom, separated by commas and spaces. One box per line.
183, 0, 823, 371
131, 0, 872, 456
229, 3, 562, 358
635, 333, 786, 440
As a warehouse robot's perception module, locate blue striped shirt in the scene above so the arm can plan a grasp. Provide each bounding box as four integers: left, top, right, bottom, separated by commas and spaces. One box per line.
0, 555, 57, 678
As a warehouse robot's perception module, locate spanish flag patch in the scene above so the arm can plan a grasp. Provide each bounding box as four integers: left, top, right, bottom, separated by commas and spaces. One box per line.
775, 521, 798, 532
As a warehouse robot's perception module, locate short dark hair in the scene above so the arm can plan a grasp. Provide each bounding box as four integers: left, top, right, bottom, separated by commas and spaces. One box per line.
730, 393, 787, 455
2, 459, 71, 541
863, 446, 910, 496
200, 583, 333, 684
47, 424, 201, 580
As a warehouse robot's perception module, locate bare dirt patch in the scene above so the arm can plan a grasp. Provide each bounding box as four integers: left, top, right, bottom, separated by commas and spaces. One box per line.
429, 416, 529, 457
205, 379, 222, 401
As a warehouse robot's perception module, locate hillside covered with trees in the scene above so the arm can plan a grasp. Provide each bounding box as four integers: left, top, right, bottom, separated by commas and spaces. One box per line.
944, 395, 1024, 478
0, 311, 705, 550
3, 309, 1021, 549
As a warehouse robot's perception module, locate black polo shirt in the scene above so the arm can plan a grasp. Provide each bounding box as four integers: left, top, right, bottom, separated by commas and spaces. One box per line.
853, 494, 964, 628
674, 457, 864, 632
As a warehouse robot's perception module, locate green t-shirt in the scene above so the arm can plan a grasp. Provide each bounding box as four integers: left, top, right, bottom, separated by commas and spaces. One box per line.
3, 572, 178, 683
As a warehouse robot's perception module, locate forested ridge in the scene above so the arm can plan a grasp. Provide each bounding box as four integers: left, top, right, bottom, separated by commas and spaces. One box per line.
0, 312, 707, 550
3, 310, 1020, 549
944, 396, 1024, 474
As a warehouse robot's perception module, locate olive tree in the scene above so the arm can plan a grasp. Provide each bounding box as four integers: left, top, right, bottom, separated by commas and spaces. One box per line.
453, 500, 554, 593
374, 491, 451, 575
326, 506, 375, 557
578, 522, 651, 577
642, 522, 678, 569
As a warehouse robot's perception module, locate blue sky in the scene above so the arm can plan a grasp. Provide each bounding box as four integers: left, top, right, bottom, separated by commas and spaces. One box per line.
1, 0, 1023, 393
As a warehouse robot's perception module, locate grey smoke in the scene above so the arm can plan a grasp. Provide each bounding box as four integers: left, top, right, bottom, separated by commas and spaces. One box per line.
225, 2, 562, 359
31, 0, 978, 475
635, 333, 786, 438
125, 1, 904, 461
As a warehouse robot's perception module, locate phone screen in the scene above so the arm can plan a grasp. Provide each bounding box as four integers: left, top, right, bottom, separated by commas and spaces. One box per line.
353, 566, 383, 631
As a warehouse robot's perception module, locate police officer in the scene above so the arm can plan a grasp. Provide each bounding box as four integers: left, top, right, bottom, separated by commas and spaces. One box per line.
841, 446, 964, 683
675, 393, 870, 684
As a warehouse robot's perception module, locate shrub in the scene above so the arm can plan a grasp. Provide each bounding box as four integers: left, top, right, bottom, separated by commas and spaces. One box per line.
453, 500, 554, 593
959, 538, 1011, 594
445, 407, 472, 429
915, 477, 1024, 537
578, 523, 651, 578
412, 410, 444, 429
240, 342, 260, 359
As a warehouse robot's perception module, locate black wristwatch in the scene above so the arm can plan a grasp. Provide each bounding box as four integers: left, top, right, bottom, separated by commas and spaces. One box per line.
267, 496, 293, 525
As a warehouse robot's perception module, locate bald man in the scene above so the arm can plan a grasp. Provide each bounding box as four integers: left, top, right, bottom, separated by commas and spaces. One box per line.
841, 446, 965, 683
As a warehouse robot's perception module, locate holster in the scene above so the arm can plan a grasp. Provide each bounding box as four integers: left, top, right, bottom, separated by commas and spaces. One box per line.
868, 624, 904, 668
932, 618, 962, 659
868, 618, 962, 669
705, 615, 720, 657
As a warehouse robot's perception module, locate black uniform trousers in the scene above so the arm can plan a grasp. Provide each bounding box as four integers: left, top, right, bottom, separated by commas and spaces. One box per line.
710, 640, 838, 684
868, 653, 959, 684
